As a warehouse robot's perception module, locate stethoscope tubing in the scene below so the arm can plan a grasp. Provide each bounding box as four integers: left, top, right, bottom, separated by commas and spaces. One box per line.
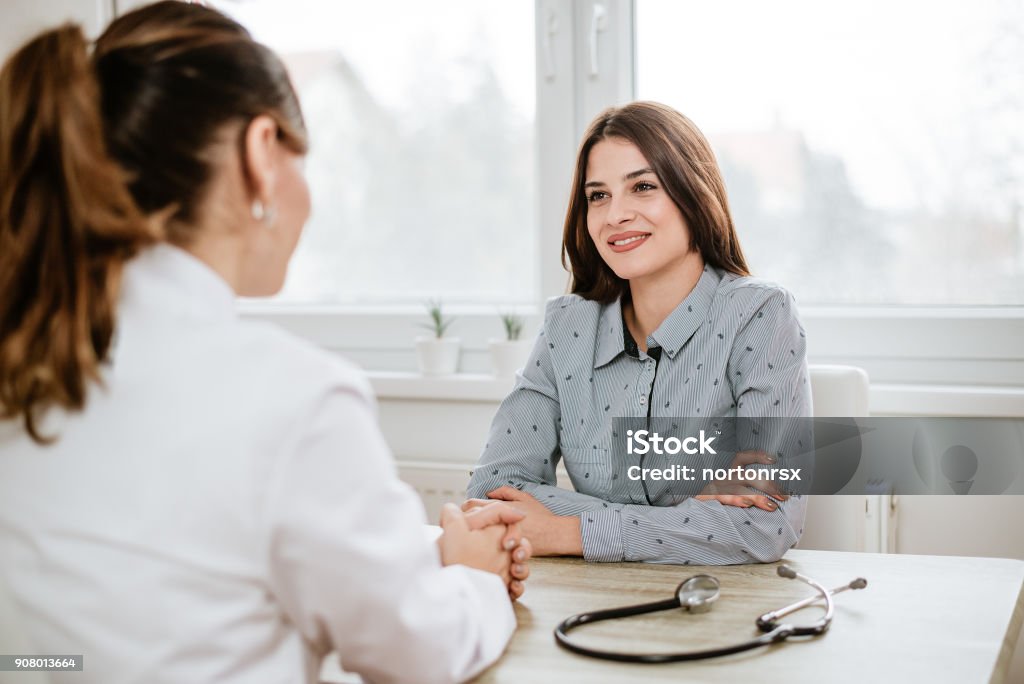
555, 618, 791, 663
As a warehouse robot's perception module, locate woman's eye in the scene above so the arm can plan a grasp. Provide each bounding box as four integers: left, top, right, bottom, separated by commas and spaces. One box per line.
587, 191, 608, 203
634, 181, 657, 192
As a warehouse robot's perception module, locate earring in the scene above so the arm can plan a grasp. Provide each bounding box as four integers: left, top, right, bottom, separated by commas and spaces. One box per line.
251, 199, 277, 229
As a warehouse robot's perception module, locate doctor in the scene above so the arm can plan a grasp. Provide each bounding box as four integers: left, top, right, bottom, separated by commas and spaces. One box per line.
0, 2, 529, 683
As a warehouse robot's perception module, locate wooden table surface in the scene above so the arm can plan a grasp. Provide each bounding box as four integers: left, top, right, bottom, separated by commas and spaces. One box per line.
474, 549, 1024, 684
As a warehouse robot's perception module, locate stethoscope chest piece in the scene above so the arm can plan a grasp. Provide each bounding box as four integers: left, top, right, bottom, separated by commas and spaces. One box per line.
675, 574, 720, 613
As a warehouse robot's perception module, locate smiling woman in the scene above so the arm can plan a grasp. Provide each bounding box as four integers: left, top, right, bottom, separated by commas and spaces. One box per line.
564, 102, 750, 305
466, 102, 812, 565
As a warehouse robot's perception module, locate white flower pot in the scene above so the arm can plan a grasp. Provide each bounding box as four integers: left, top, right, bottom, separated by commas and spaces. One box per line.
415, 336, 461, 375
488, 339, 533, 377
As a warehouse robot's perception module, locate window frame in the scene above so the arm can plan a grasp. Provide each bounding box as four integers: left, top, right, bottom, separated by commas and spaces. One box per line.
231, 0, 1024, 410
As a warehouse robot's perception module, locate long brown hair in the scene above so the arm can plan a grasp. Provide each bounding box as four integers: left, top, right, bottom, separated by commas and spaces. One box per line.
561, 101, 749, 303
0, 1, 308, 443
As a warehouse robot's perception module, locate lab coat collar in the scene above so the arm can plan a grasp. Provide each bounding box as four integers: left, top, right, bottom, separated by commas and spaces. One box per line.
122, 242, 237, 321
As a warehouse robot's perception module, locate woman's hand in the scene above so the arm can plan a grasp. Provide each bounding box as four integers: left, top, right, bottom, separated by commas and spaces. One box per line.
461, 500, 524, 550
696, 449, 789, 512
464, 487, 582, 557
438, 503, 516, 589
461, 501, 533, 600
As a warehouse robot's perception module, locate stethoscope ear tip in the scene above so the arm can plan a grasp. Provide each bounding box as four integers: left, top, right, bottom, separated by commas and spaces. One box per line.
777, 565, 798, 579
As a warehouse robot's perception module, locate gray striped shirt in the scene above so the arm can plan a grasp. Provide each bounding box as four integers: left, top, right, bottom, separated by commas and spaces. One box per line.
467, 266, 811, 564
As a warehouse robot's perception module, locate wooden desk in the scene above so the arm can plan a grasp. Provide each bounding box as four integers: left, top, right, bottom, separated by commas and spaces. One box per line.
475, 550, 1024, 684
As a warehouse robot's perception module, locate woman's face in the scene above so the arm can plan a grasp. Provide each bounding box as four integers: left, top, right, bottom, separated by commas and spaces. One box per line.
584, 137, 697, 286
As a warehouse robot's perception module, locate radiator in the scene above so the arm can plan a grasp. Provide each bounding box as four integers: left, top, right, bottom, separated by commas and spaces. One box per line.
397, 460, 573, 525
397, 461, 473, 524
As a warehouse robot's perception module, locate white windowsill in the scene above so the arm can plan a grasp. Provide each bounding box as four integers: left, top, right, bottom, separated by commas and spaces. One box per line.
869, 384, 1024, 417
365, 371, 1024, 416
368, 371, 515, 402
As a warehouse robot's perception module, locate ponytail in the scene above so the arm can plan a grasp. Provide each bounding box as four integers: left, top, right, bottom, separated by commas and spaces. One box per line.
2, 1, 308, 445
0, 24, 158, 443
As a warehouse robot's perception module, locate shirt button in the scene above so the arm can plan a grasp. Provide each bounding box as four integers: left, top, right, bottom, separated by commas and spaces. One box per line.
639, 396, 647, 405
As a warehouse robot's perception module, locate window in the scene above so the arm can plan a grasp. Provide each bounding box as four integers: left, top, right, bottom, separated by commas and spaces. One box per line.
210, 0, 538, 307
194, 0, 1021, 395
636, 0, 1024, 305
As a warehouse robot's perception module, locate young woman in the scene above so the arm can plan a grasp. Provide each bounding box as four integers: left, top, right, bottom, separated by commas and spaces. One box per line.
0, 3, 530, 682
466, 101, 810, 565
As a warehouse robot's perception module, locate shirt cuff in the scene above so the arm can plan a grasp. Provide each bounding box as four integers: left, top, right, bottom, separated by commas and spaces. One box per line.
580, 509, 625, 562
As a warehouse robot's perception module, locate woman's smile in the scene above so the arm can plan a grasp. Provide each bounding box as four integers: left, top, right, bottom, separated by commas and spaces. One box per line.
608, 231, 652, 252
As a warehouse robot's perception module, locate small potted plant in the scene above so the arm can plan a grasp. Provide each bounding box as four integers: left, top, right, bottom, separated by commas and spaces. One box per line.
415, 299, 460, 375
488, 313, 533, 377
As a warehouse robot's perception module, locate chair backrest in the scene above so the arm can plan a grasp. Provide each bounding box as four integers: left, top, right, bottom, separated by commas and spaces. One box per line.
809, 364, 870, 417
799, 364, 871, 553
0, 576, 48, 684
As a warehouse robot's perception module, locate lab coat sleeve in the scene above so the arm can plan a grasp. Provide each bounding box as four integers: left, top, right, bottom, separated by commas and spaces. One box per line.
264, 381, 515, 684
579, 288, 811, 564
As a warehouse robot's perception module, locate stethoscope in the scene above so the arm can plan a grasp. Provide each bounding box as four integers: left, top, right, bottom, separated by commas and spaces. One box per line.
554, 565, 868, 662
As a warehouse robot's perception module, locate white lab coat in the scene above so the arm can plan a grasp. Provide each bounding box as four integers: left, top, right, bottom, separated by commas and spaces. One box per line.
0, 244, 515, 684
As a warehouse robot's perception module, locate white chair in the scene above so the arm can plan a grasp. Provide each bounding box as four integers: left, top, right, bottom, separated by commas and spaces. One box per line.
0, 575, 48, 684
796, 364, 872, 552
808, 364, 869, 418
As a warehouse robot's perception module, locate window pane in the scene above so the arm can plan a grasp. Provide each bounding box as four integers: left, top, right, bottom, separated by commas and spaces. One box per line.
212, 0, 537, 305
637, 0, 1024, 305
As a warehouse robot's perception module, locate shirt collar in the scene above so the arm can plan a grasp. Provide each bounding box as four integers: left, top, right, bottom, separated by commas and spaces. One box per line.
593, 266, 723, 368
594, 297, 626, 369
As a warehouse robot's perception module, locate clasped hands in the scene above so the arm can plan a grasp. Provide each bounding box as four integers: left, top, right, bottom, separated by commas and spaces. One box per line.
437, 501, 533, 601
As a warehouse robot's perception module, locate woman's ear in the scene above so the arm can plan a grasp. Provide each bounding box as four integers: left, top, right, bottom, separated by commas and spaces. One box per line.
242, 114, 279, 208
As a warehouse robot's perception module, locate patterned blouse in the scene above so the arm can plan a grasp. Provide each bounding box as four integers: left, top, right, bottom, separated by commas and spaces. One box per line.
467, 266, 811, 564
